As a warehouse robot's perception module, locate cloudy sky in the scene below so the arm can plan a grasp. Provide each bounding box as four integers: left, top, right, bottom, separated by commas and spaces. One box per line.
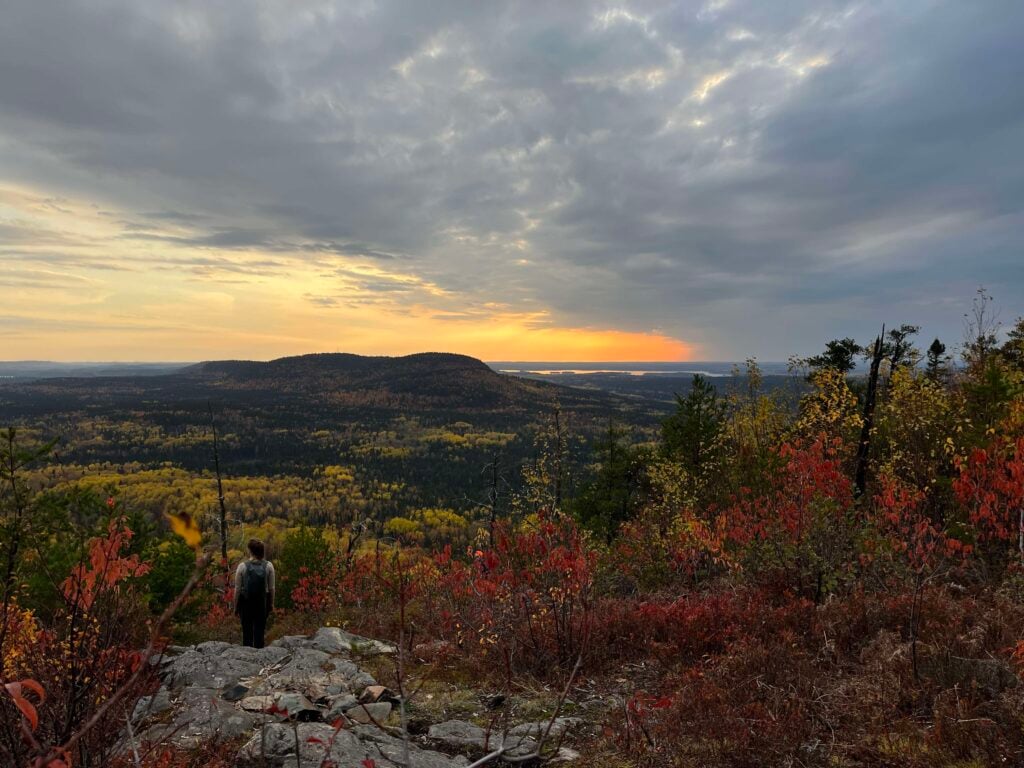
2, 0, 1022, 362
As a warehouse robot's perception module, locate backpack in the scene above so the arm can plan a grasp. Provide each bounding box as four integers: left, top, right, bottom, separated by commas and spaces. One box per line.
240, 560, 268, 610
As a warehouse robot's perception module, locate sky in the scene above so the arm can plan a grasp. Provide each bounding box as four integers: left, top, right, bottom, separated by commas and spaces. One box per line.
1, 0, 1023, 363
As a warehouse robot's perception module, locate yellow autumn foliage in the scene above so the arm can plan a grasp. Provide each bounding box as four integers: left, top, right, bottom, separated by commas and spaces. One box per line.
794, 368, 863, 442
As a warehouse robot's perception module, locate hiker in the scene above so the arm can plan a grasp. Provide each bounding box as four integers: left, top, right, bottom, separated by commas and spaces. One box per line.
233, 538, 276, 648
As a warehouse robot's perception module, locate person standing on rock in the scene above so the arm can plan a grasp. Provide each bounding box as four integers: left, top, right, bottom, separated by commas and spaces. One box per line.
233, 538, 276, 648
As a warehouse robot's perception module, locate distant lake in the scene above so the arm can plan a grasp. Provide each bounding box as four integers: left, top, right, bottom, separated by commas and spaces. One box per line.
498, 368, 734, 377
489, 361, 795, 377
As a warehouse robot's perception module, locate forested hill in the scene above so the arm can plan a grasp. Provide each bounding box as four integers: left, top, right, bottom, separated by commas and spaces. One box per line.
0, 352, 665, 522
180, 351, 588, 410
186, 351, 487, 378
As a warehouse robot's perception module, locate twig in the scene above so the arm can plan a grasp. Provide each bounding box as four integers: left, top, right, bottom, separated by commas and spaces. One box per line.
463, 747, 505, 768
123, 706, 141, 768
208, 402, 230, 573
534, 652, 583, 757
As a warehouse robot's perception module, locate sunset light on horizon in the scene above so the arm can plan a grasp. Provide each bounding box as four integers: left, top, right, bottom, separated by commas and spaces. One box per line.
1, 185, 695, 362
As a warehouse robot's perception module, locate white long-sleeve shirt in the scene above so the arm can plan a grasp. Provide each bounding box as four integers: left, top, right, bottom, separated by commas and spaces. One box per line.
233, 558, 276, 611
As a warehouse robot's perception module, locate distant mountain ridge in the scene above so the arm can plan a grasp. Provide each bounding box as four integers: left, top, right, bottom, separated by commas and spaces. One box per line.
184, 352, 491, 381
179, 351, 563, 410
2, 351, 653, 418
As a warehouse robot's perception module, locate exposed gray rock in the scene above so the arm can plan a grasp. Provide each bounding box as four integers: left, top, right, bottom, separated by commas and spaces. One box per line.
551, 747, 581, 762
131, 686, 171, 723
140, 687, 271, 749
239, 695, 276, 713
269, 627, 396, 656
360, 684, 396, 704
344, 701, 392, 724
196, 640, 233, 655
162, 649, 252, 690
269, 634, 311, 651
507, 717, 581, 740
325, 693, 359, 721
222, 644, 291, 667
427, 718, 581, 762
162, 644, 288, 691
236, 723, 467, 768
350, 724, 470, 767
310, 626, 397, 656
275, 692, 321, 721
426, 719, 539, 760
249, 647, 374, 700
222, 683, 249, 702
140, 627, 578, 766
427, 720, 489, 751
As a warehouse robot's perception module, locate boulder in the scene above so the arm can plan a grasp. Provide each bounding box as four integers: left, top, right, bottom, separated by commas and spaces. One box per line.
196, 640, 233, 655
551, 747, 582, 762
426, 720, 540, 760
507, 717, 581, 740
324, 693, 359, 721
310, 626, 397, 656
239, 695, 276, 713
427, 720, 489, 752
162, 649, 254, 690
344, 701, 392, 724
350, 724, 470, 767
236, 723, 468, 768
360, 684, 398, 704
269, 634, 311, 651
275, 692, 321, 721
131, 686, 171, 723
222, 684, 249, 702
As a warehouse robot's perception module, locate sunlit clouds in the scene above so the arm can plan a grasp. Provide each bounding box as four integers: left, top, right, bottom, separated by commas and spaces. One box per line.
0, 185, 690, 361
2, 1, 1023, 361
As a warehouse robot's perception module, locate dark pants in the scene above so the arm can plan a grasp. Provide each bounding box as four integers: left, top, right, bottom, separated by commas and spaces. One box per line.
240, 602, 267, 648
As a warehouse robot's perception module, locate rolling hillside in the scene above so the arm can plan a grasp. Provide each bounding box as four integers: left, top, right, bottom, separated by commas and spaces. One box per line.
0, 353, 666, 521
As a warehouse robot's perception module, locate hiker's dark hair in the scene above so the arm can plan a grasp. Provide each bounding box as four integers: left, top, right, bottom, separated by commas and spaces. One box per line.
248, 538, 266, 559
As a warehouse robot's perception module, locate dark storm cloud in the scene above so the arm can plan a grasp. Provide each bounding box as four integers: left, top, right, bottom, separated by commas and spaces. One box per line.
2, 0, 1023, 357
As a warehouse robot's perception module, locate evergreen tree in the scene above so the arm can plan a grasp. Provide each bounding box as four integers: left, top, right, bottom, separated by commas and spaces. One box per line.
662, 374, 726, 480
885, 325, 921, 369
925, 338, 947, 380
806, 338, 863, 374
572, 423, 650, 542
1001, 317, 1024, 370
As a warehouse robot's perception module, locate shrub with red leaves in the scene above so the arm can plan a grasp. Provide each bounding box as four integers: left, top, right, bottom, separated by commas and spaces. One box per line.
1, 515, 158, 767
954, 435, 1024, 565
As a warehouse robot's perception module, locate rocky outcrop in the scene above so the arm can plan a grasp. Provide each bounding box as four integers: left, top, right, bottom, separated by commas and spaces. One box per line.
131, 628, 579, 766
236, 722, 465, 768
426, 717, 582, 760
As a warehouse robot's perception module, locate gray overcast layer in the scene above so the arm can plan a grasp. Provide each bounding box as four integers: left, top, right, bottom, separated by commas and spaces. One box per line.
2, 0, 1023, 358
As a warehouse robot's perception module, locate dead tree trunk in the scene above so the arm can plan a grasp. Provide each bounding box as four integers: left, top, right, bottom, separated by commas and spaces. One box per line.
486, 455, 500, 547
209, 402, 229, 569
854, 327, 885, 498
553, 406, 563, 512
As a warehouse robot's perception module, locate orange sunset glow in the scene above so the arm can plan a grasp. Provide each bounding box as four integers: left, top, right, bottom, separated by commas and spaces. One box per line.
1, 185, 694, 362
